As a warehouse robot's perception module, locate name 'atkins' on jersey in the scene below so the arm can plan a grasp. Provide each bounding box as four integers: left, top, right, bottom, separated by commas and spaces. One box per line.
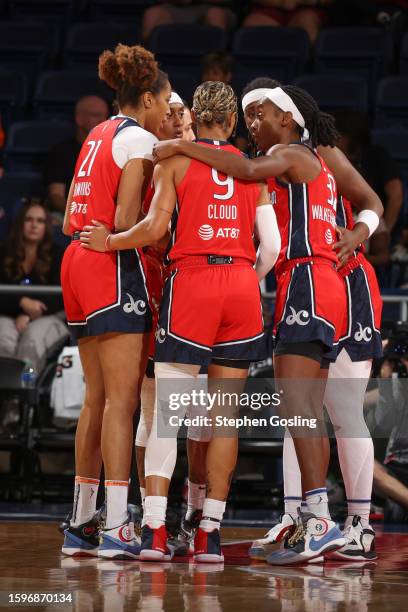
269, 153, 339, 271
166, 140, 261, 263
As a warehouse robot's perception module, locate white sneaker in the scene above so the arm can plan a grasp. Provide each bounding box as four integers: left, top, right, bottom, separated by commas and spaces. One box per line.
267, 511, 345, 565
98, 516, 141, 560
249, 513, 296, 560
329, 516, 377, 561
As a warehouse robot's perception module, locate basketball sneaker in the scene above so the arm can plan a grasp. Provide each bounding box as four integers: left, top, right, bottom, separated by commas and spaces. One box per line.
267, 510, 345, 565
168, 509, 202, 556
249, 513, 296, 560
140, 525, 173, 561
61, 515, 101, 557
98, 515, 141, 560
194, 527, 224, 563
328, 515, 377, 561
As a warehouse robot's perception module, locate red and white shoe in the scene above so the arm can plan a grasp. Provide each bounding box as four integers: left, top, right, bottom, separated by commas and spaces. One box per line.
249, 513, 296, 560
139, 525, 172, 562
194, 527, 224, 563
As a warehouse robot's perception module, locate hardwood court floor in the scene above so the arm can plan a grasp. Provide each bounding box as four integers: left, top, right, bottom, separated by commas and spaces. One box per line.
0, 523, 407, 611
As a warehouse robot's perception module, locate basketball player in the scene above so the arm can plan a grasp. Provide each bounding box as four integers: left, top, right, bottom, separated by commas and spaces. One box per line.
238, 82, 383, 562
135, 90, 202, 532
80, 81, 281, 563
153, 85, 382, 563
60, 44, 171, 559
157, 91, 185, 140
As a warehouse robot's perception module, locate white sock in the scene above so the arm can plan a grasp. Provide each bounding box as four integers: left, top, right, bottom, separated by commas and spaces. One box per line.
145, 495, 167, 529
71, 476, 99, 527
199, 498, 226, 532
186, 480, 206, 520
305, 488, 330, 519
325, 352, 373, 530
284, 496, 302, 517
105, 480, 129, 530
346, 501, 371, 527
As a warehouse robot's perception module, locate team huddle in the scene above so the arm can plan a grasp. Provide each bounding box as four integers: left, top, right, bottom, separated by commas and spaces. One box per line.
59, 42, 383, 566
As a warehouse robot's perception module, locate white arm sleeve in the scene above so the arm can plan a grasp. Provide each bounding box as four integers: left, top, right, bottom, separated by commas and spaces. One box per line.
112, 126, 158, 169
254, 204, 281, 282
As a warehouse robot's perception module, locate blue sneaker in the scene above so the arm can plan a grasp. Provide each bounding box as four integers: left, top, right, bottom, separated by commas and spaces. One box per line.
61, 516, 101, 557
98, 516, 141, 560
267, 511, 345, 565
194, 527, 224, 563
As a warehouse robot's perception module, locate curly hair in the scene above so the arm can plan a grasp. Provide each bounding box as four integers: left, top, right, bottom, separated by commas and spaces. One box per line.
3, 200, 53, 284
192, 81, 237, 129
99, 44, 168, 108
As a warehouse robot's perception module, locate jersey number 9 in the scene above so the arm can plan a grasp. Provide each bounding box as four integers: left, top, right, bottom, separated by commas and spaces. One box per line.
211, 168, 234, 201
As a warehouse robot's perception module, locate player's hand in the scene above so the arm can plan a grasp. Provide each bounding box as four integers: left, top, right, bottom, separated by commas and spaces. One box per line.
332, 226, 362, 268
153, 139, 182, 162
80, 220, 110, 252
19, 297, 47, 320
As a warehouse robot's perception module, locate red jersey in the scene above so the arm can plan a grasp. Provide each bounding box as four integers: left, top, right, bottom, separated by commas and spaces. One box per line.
68, 116, 156, 234
268, 149, 339, 272
166, 139, 260, 264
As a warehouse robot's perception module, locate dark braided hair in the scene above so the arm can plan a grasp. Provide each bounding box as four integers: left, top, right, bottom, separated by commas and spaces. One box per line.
282, 85, 339, 148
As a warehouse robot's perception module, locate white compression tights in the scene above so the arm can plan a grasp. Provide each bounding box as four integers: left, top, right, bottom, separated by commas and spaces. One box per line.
136, 371, 211, 448
135, 375, 155, 448
283, 349, 374, 505
144, 362, 199, 479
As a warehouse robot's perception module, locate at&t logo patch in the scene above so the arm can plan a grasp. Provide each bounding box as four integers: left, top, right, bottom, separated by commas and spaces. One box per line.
325, 229, 333, 244
198, 224, 214, 240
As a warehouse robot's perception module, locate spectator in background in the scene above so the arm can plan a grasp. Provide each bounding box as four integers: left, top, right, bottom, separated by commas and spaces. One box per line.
372, 347, 408, 522
335, 110, 403, 235
201, 51, 233, 83
157, 91, 185, 140
43, 95, 109, 223
0, 201, 68, 373
182, 106, 195, 140
142, 0, 235, 42
364, 216, 391, 269
243, 1, 332, 43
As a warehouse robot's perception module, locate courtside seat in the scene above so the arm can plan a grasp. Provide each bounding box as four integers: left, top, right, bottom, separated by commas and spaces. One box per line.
233, 26, 310, 84
33, 71, 114, 121
294, 74, 368, 113
375, 76, 408, 129
0, 21, 59, 78
315, 28, 393, 91
4, 121, 73, 173
149, 24, 227, 79
63, 23, 139, 70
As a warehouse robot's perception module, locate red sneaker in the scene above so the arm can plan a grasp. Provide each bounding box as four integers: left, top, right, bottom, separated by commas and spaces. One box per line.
140, 525, 172, 561
194, 527, 224, 563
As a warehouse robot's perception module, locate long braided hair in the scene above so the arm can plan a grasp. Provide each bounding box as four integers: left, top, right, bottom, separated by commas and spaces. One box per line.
282, 85, 339, 148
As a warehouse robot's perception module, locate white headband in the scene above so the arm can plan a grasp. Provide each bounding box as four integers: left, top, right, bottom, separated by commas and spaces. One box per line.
169, 92, 184, 106
262, 87, 310, 142
241, 88, 272, 112
262, 87, 305, 128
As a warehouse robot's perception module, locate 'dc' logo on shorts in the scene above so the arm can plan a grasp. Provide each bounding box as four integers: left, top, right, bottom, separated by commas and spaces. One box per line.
198, 224, 214, 240
325, 229, 333, 244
